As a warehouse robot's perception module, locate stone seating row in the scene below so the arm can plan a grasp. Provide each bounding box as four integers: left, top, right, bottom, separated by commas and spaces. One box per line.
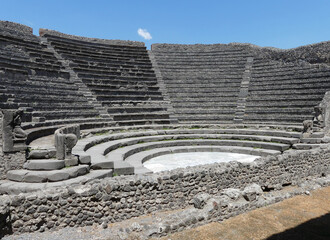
31, 110, 99, 120
86, 83, 160, 92
162, 76, 243, 82
175, 115, 235, 122
112, 112, 170, 121
0, 55, 63, 71
70, 61, 154, 72
95, 95, 164, 101
107, 106, 168, 114
166, 86, 241, 93
170, 96, 239, 102
61, 52, 152, 66
249, 88, 327, 96
158, 68, 245, 74
89, 88, 162, 96
52, 44, 151, 61
0, 62, 69, 78
2, 83, 84, 98
0, 76, 77, 90
47, 35, 150, 51
81, 75, 158, 83
153, 50, 250, 57
0, 169, 112, 194
77, 71, 157, 80
78, 70, 157, 80
244, 100, 320, 108
167, 88, 240, 94
0, 37, 63, 69
170, 91, 239, 98
23, 118, 116, 144
243, 115, 312, 124
101, 100, 168, 107
50, 42, 150, 57
172, 102, 237, 108
249, 82, 330, 90
83, 78, 159, 87
156, 60, 248, 66
45, 34, 149, 53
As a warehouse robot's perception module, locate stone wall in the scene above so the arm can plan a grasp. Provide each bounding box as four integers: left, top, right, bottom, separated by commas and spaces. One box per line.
264, 41, 330, 65
0, 151, 26, 181
241, 41, 330, 66
0, 21, 33, 35
152, 41, 330, 66
1, 145, 329, 234
151, 43, 248, 52
39, 28, 145, 47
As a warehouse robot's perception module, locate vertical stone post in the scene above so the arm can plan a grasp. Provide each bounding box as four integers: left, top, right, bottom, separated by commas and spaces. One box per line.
320, 91, 330, 136
1, 110, 14, 153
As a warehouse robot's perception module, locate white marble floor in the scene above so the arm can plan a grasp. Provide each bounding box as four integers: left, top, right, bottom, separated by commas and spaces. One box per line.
143, 152, 258, 173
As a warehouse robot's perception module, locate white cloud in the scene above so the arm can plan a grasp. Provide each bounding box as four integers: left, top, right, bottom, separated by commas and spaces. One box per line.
137, 28, 152, 40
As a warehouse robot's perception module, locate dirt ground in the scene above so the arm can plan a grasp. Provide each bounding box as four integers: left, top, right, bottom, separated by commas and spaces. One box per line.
154, 186, 330, 240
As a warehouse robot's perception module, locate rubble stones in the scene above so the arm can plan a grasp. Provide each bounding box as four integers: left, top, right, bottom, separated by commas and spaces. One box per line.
242, 183, 263, 201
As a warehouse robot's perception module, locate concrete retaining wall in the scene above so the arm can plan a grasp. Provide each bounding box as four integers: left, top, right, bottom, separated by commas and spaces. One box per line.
1, 145, 329, 234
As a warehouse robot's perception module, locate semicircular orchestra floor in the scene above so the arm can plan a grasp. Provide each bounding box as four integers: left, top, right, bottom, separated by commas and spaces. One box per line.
143, 152, 259, 172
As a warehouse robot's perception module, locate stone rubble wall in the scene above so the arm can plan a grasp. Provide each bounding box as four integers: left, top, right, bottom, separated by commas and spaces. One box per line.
0, 145, 329, 234
0, 151, 26, 181
0, 21, 33, 35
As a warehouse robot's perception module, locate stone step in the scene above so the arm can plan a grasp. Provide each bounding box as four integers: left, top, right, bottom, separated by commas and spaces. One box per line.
7, 165, 90, 183
299, 138, 322, 144
23, 159, 65, 170
0, 169, 113, 194
292, 143, 324, 150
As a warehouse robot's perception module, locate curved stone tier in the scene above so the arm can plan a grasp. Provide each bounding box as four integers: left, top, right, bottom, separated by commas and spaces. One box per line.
70, 124, 306, 175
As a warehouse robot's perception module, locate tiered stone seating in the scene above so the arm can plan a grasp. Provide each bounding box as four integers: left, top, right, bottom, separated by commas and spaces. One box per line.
0, 21, 100, 125
41, 30, 171, 126
71, 124, 303, 175
245, 58, 330, 124
152, 44, 252, 124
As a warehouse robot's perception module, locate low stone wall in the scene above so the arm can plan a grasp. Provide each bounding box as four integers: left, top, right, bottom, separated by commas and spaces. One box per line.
0, 145, 329, 235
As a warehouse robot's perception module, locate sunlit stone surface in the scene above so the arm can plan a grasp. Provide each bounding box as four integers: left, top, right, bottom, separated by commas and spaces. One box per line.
143, 152, 259, 173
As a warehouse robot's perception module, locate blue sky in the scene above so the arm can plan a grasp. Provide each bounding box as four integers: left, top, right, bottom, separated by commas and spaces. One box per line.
1, 0, 330, 49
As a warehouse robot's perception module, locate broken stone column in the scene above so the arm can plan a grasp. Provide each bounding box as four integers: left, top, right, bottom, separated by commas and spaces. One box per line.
1, 109, 27, 153
54, 125, 80, 166
302, 120, 313, 138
